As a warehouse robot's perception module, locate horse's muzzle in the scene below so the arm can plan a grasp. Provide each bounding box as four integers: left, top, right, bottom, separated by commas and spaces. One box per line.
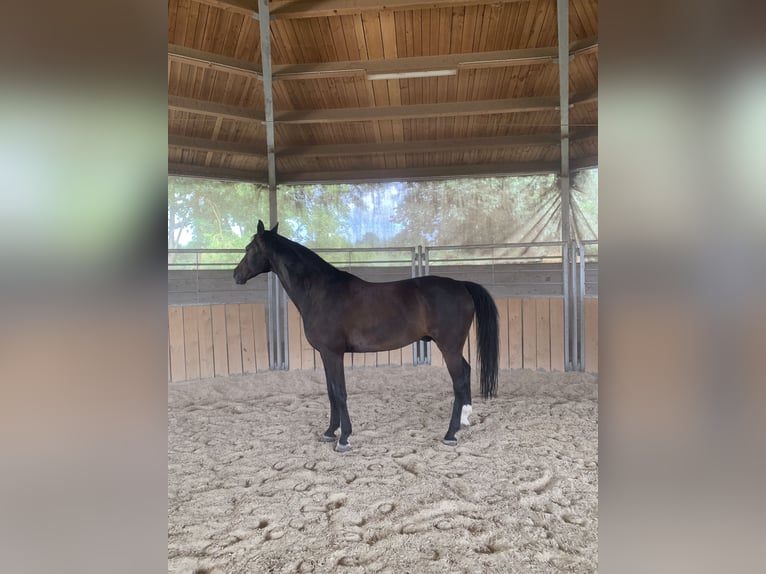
233, 269, 247, 284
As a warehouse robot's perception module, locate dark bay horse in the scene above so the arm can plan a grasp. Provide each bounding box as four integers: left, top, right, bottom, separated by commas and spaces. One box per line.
233, 220, 499, 452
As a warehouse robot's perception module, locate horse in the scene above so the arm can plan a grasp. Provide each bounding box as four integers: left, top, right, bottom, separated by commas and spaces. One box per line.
233, 220, 499, 452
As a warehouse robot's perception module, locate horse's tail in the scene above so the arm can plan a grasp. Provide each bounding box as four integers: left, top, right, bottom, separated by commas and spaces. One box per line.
463, 282, 499, 399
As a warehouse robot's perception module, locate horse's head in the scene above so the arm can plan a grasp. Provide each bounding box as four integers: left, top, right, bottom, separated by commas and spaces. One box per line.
233, 220, 279, 284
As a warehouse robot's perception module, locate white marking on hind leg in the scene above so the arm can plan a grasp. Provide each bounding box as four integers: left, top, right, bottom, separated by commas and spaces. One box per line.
460, 404, 472, 426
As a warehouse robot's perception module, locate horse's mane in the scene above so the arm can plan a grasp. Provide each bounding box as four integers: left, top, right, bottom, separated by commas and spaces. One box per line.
267, 232, 347, 279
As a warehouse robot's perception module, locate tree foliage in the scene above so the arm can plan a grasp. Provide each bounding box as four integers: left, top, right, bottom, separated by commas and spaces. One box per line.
168, 177, 269, 249
168, 169, 598, 254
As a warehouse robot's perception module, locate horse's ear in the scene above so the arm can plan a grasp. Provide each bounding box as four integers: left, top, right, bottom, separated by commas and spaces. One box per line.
271, 222, 279, 234
257, 220, 265, 234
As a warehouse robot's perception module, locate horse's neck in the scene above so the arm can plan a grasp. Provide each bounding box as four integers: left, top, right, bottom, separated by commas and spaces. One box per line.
269, 241, 336, 312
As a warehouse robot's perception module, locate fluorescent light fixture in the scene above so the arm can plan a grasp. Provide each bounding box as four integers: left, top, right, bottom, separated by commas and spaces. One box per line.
366, 69, 457, 81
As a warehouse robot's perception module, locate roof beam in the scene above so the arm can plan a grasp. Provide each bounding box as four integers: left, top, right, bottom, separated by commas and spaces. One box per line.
168, 134, 266, 158
278, 160, 561, 185
273, 46, 558, 80
169, 157, 597, 185
195, 0, 530, 19
168, 95, 265, 122
268, 0, 529, 19
168, 127, 596, 159
169, 92, 595, 125
571, 155, 598, 171
571, 89, 598, 106
570, 36, 599, 57
277, 133, 561, 158
167, 38, 596, 82
169, 162, 268, 183
191, 0, 258, 18
168, 44, 262, 78
275, 96, 559, 124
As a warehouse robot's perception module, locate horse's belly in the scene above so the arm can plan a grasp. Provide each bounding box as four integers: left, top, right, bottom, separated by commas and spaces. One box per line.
345, 316, 422, 352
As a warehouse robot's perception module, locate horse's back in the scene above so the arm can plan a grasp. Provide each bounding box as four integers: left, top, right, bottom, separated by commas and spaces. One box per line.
321, 274, 472, 353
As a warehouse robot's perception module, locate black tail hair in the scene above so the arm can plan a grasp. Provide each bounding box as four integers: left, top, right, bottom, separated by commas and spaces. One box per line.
463, 282, 499, 399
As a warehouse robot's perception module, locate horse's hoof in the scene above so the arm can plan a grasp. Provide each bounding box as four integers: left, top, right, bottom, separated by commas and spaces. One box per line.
319, 434, 336, 443
335, 442, 352, 453
442, 439, 458, 447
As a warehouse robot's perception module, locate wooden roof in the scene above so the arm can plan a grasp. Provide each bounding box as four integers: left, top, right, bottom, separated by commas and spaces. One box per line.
168, 0, 598, 184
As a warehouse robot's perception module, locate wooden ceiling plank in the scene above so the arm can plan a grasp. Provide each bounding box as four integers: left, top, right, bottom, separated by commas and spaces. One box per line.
185, 1, 201, 47
329, 14, 351, 60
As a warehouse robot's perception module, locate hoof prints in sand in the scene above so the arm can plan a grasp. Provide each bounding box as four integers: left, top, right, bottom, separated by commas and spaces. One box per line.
169, 367, 597, 573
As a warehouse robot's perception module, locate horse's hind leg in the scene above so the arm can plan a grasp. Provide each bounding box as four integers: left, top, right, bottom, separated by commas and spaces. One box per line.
443, 351, 470, 446
459, 358, 472, 427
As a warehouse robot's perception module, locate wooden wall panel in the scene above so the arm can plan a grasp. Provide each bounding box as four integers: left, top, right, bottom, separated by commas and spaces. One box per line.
522, 299, 537, 369
167, 298, 598, 381
430, 341, 444, 367
300, 321, 316, 370
497, 298, 510, 369
211, 304, 229, 377
462, 317, 477, 364
182, 306, 201, 380
252, 303, 269, 371
287, 301, 302, 370
197, 305, 215, 378
239, 303, 257, 374
168, 307, 186, 382
225, 304, 243, 375
508, 298, 523, 369
535, 298, 551, 371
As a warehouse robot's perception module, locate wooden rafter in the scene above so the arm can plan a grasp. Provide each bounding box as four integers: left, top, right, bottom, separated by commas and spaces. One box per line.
279, 161, 561, 184
275, 97, 559, 124
169, 162, 268, 183
168, 95, 265, 122
168, 135, 266, 158
193, 0, 530, 20
169, 156, 598, 185
169, 92, 597, 124
168, 44, 262, 78
273, 47, 558, 80
169, 129, 597, 159
167, 38, 597, 82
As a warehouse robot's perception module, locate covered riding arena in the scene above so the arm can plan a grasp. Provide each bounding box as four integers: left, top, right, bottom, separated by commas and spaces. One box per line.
168, 1, 598, 572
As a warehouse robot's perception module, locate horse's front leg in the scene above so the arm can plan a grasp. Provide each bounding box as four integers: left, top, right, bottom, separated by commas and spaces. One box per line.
320, 351, 353, 452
